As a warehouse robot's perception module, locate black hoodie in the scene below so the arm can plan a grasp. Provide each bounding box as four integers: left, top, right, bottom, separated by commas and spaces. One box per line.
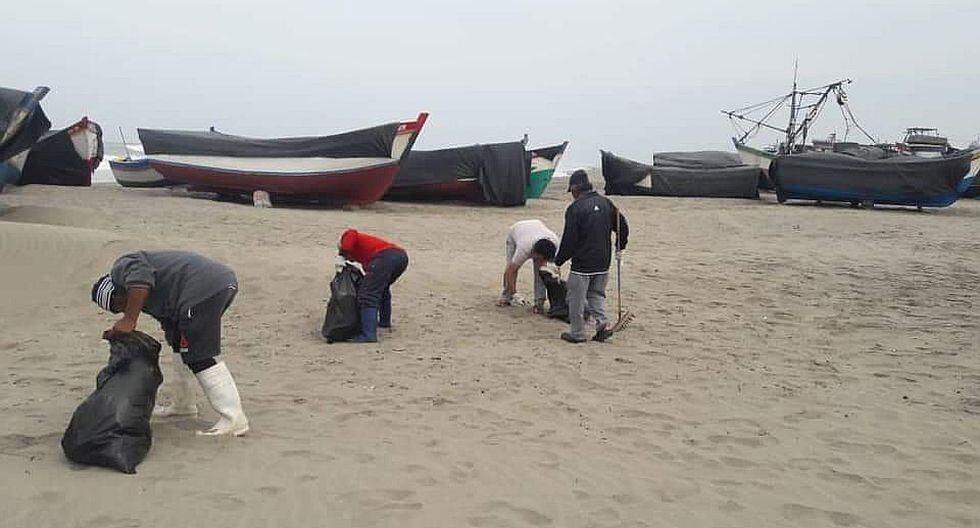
555, 191, 629, 274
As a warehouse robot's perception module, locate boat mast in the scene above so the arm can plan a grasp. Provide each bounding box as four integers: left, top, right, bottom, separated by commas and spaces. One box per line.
785, 60, 799, 154
723, 71, 870, 152
118, 127, 133, 159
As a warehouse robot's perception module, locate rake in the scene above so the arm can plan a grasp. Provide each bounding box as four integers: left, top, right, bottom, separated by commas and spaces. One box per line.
611, 208, 634, 333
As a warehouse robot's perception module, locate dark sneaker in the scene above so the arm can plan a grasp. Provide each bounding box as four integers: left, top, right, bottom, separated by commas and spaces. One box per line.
561, 332, 587, 344
592, 324, 613, 342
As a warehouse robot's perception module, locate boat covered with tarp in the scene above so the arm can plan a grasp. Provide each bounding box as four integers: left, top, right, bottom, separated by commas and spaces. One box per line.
527, 142, 569, 198
770, 148, 976, 208
601, 150, 760, 199
964, 178, 980, 198
109, 155, 172, 188
384, 141, 530, 206
1, 86, 51, 190
138, 113, 428, 205
956, 147, 980, 198
18, 118, 103, 187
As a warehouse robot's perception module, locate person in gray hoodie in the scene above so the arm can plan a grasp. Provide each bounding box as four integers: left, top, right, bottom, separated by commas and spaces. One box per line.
92, 250, 248, 436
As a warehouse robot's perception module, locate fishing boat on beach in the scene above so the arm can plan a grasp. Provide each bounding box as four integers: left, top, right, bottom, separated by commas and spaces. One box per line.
1, 86, 51, 191
383, 141, 530, 206
138, 113, 428, 205
109, 156, 171, 188
601, 150, 760, 199
527, 142, 569, 198
109, 142, 171, 188
962, 148, 980, 198
893, 129, 979, 198
723, 72, 976, 208
770, 149, 974, 208
1, 85, 104, 189
18, 117, 103, 187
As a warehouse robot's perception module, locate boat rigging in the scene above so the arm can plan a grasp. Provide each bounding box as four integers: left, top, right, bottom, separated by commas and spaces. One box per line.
722, 72, 877, 156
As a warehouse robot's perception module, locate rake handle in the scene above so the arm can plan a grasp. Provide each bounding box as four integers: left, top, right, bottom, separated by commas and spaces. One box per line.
615, 206, 623, 321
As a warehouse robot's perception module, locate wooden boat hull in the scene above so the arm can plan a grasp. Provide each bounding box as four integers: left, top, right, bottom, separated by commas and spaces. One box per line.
145, 114, 428, 205
109, 157, 171, 188
154, 160, 401, 204
384, 178, 484, 203
734, 141, 776, 172
527, 142, 569, 199
17, 117, 103, 187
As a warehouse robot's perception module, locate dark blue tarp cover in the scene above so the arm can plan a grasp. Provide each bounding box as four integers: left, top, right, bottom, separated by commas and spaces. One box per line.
0, 86, 50, 162
19, 122, 103, 187
389, 142, 530, 206
771, 150, 974, 207
138, 123, 400, 159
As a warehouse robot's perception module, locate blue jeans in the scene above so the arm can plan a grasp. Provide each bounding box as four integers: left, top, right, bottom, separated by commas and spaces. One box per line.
357, 249, 409, 318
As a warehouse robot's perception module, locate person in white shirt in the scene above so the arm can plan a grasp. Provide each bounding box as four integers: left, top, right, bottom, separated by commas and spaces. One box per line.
497, 219, 559, 313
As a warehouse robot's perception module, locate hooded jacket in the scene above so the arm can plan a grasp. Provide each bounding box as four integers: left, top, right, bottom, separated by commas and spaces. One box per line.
555, 191, 629, 274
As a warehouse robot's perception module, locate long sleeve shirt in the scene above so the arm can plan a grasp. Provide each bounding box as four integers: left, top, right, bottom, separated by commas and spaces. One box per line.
555, 192, 629, 274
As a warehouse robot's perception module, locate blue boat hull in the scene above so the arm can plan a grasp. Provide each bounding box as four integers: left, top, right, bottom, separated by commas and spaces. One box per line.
772, 151, 974, 208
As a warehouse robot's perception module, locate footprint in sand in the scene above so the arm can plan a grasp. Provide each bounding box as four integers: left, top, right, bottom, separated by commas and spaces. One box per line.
195, 492, 245, 510
782, 503, 861, 527
932, 488, 980, 505
469, 501, 553, 527
31, 490, 65, 503
719, 500, 745, 512
255, 486, 285, 496
337, 489, 422, 512
80, 515, 142, 528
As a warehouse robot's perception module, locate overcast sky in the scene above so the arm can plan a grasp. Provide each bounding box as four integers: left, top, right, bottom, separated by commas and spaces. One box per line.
9, 0, 979, 168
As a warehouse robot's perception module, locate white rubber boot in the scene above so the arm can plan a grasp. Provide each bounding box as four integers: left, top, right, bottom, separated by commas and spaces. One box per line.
153, 353, 199, 418
195, 361, 249, 436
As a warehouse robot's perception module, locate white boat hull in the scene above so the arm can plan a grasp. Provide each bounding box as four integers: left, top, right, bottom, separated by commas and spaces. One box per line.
734, 142, 776, 172
109, 157, 170, 187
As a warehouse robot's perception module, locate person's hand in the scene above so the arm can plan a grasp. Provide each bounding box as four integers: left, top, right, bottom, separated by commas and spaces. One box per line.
105, 317, 136, 338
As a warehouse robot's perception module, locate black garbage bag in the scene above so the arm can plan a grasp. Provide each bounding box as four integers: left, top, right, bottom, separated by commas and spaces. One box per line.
61, 331, 163, 474
539, 268, 570, 322
322, 263, 364, 343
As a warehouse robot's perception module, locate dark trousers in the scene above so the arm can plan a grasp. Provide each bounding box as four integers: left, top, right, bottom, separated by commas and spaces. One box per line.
161, 287, 237, 365
358, 249, 409, 316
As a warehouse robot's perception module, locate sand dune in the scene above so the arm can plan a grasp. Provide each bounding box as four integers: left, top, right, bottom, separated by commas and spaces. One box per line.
1, 184, 978, 527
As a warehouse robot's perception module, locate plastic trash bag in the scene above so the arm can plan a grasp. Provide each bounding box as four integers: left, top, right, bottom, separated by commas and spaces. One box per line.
322, 263, 364, 343
61, 331, 163, 474
539, 267, 570, 322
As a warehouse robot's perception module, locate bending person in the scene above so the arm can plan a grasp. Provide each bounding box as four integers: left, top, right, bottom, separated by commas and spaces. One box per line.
338, 229, 409, 343
497, 219, 559, 314
92, 250, 249, 436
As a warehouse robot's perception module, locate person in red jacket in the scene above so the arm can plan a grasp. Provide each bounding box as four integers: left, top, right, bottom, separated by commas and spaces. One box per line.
338, 229, 409, 342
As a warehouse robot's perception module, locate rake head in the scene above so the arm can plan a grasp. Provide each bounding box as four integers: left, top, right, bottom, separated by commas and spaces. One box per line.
611, 310, 635, 333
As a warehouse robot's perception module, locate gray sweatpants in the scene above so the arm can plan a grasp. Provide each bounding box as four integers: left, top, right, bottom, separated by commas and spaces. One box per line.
501, 235, 546, 306
567, 272, 608, 339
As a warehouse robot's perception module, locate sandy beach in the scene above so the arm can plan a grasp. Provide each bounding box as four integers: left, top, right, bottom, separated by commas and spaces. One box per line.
1, 184, 978, 527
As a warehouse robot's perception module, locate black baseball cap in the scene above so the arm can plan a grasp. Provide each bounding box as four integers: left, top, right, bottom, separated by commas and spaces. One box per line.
567, 169, 592, 192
